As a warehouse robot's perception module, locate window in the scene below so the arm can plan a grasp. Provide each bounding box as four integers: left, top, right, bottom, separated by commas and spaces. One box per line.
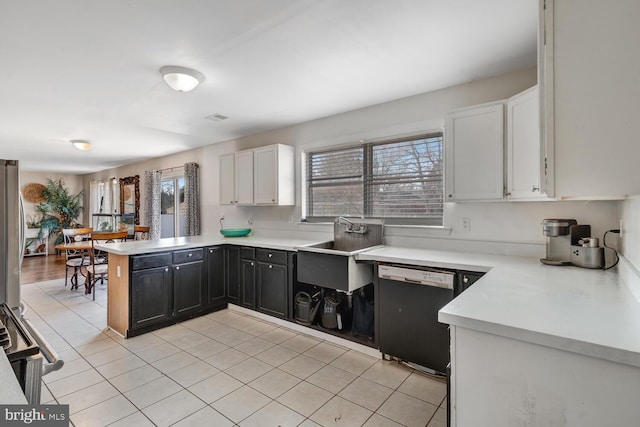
160, 176, 185, 238
305, 132, 443, 225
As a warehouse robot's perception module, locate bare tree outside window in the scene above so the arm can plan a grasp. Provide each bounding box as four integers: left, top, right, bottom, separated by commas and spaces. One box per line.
305, 133, 443, 225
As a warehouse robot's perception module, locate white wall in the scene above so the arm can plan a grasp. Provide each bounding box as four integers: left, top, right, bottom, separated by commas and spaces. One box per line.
82, 66, 623, 258
20, 171, 83, 253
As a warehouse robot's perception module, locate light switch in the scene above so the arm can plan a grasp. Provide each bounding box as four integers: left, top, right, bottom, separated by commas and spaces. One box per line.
116, 265, 121, 277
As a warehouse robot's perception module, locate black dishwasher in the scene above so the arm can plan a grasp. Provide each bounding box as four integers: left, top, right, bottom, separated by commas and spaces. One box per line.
375, 263, 457, 374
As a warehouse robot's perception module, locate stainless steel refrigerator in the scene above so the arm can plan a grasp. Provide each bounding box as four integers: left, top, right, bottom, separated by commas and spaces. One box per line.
0, 159, 63, 404
0, 159, 23, 310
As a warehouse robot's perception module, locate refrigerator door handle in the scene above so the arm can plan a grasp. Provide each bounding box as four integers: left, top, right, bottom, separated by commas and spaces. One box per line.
19, 192, 25, 268
19, 304, 64, 376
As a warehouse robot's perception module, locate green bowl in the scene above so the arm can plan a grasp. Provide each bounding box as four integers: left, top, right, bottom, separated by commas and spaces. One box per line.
220, 228, 251, 237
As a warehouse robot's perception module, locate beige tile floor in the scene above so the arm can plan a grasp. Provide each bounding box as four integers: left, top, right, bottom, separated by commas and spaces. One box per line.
22, 279, 447, 427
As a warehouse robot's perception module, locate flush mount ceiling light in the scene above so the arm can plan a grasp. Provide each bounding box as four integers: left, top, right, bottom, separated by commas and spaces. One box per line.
159, 66, 204, 92
70, 140, 92, 151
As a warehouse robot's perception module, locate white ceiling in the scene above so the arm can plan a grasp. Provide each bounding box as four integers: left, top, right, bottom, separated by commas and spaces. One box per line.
0, 0, 537, 173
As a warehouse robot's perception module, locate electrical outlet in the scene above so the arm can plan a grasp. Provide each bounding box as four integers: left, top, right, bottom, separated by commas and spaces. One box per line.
288, 215, 295, 223
460, 217, 471, 232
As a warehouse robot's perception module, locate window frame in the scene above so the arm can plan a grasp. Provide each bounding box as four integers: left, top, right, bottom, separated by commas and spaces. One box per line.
304, 131, 444, 226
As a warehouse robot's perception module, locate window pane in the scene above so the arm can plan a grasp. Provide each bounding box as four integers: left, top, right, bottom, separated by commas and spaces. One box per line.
307, 147, 363, 217
161, 179, 175, 238
368, 135, 443, 219
309, 184, 364, 217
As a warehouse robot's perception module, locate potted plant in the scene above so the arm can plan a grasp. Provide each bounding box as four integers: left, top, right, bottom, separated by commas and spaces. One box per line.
36, 178, 84, 245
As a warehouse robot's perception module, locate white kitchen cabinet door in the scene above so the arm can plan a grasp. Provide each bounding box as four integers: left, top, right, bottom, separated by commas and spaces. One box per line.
219, 153, 236, 205
548, 0, 640, 198
506, 86, 543, 199
253, 144, 294, 205
235, 150, 254, 205
445, 102, 505, 201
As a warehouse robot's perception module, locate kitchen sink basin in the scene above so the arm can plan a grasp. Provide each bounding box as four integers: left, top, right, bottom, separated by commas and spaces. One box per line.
301, 240, 381, 255
296, 219, 384, 292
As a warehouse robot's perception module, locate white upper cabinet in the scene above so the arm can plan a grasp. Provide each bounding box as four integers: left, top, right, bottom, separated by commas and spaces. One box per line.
253, 144, 294, 205
445, 101, 505, 201
219, 144, 294, 207
219, 153, 236, 205
235, 150, 254, 205
506, 86, 543, 200
445, 86, 546, 202
219, 150, 253, 206
544, 0, 640, 198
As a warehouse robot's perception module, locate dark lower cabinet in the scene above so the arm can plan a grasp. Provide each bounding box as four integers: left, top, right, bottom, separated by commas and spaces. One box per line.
257, 262, 287, 317
226, 246, 240, 304
240, 258, 256, 309
128, 245, 294, 336
130, 249, 206, 334
206, 246, 226, 307
174, 260, 204, 317
173, 248, 205, 318
131, 265, 172, 330
255, 249, 293, 319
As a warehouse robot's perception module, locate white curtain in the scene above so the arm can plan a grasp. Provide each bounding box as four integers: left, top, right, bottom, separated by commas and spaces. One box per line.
184, 162, 200, 236
144, 170, 162, 240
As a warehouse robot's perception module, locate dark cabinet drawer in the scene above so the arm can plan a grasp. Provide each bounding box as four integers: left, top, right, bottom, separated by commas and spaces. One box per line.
256, 248, 287, 265
173, 248, 204, 264
241, 247, 255, 260
131, 252, 172, 270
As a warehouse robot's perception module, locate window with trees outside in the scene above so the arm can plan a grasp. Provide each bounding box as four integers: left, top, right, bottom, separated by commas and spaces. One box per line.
304, 132, 444, 225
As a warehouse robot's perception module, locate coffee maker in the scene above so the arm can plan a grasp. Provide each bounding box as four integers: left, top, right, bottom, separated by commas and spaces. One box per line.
540, 219, 589, 265
540, 219, 605, 268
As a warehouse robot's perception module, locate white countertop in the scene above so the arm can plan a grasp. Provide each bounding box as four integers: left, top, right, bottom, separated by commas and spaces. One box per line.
358, 246, 640, 369
94, 234, 328, 255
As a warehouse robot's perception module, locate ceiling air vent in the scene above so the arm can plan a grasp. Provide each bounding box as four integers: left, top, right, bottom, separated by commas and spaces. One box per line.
205, 113, 229, 122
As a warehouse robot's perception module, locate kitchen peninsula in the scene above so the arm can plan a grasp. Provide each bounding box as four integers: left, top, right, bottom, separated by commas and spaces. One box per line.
96, 235, 327, 338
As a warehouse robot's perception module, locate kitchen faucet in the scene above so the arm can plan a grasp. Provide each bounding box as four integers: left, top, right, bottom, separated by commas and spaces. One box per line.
338, 216, 367, 234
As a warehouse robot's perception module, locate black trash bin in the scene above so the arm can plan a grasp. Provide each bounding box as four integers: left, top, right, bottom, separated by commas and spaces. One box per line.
352, 285, 374, 339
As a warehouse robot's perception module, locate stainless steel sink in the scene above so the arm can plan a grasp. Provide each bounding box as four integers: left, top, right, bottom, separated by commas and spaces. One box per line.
300, 240, 382, 256
296, 219, 383, 292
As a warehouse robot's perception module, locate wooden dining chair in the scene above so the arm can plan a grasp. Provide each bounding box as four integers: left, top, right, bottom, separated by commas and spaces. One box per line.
61, 227, 93, 289
86, 231, 128, 300
134, 225, 150, 240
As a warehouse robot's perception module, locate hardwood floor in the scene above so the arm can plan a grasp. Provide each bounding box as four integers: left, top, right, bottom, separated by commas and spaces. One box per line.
21, 253, 66, 284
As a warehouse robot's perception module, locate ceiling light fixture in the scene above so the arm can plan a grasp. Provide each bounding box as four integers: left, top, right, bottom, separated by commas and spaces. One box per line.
70, 140, 92, 151
159, 66, 204, 92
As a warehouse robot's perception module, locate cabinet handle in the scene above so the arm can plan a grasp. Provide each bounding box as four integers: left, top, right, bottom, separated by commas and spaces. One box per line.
175, 266, 180, 270
164, 268, 169, 272
463, 276, 469, 284
504, 192, 511, 197
188, 253, 192, 257
209, 249, 213, 253
448, 194, 453, 198
531, 185, 540, 192
268, 253, 272, 258
251, 262, 255, 266
272, 199, 275, 202
269, 265, 273, 269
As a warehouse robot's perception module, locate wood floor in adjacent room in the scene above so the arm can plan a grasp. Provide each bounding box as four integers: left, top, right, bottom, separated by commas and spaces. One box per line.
21, 253, 66, 284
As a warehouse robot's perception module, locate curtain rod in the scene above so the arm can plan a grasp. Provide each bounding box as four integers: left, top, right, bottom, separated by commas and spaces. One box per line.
160, 166, 184, 173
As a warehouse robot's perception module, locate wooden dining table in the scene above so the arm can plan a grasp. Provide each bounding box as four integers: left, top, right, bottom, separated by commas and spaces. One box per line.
55, 232, 126, 294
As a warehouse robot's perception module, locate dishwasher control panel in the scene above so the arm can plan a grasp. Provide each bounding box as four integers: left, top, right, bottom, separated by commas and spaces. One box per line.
378, 264, 454, 289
